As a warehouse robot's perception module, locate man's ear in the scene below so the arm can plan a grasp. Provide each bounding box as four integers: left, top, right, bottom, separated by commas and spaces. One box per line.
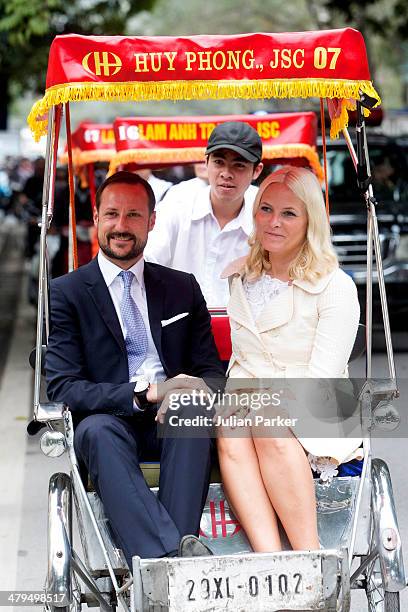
93, 207, 99, 228
253, 162, 264, 181
148, 211, 156, 232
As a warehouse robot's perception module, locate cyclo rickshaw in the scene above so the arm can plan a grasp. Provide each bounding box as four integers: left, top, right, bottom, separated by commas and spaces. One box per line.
27, 27, 405, 611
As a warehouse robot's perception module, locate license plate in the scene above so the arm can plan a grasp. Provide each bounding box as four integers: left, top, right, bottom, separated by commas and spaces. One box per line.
167, 553, 323, 611
184, 570, 305, 606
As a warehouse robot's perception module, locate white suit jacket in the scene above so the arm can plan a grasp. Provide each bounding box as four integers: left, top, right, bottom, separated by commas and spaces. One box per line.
224, 262, 362, 463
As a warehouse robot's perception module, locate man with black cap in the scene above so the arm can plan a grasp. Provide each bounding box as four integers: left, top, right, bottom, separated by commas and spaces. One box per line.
145, 121, 263, 307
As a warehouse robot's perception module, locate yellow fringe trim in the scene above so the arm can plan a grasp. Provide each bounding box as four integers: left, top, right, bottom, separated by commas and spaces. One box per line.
108, 147, 207, 175
108, 143, 323, 180
59, 149, 114, 166
328, 98, 371, 139
28, 78, 381, 141
263, 144, 323, 181
59, 147, 81, 166
78, 168, 89, 189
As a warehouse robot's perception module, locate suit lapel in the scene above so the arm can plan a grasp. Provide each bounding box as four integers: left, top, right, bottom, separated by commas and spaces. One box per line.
144, 263, 166, 368
82, 259, 127, 355
227, 275, 258, 333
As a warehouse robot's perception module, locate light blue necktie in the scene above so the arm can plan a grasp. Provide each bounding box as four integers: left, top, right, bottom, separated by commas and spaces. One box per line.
119, 270, 148, 379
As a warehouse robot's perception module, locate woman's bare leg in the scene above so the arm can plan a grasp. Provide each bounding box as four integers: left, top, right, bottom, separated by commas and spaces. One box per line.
253, 432, 319, 550
217, 434, 282, 551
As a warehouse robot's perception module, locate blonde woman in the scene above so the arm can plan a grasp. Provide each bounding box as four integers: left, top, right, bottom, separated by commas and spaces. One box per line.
217, 166, 361, 552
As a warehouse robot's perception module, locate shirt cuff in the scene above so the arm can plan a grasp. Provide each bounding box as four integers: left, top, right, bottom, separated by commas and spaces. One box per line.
133, 399, 145, 413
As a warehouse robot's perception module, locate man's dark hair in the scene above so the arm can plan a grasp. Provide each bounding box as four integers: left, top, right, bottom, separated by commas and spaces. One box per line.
96, 171, 156, 214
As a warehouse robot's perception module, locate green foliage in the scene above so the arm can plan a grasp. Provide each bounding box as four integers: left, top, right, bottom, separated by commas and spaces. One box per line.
0, 0, 157, 105
0, 0, 59, 44
321, 0, 408, 104
324, 0, 408, 38
137, 0, 315, 36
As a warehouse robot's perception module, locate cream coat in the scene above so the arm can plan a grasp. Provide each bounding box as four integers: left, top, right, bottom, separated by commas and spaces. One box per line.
224, 261, 362, 464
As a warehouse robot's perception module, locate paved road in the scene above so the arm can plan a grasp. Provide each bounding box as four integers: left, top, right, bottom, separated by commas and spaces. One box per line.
0, 223, 24, 383
0, 239, 407, 610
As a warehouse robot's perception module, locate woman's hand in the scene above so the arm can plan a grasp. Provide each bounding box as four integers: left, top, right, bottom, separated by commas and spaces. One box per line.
212, 378, 256, 424
147, 374, 191, 403
151, 374, 212, 423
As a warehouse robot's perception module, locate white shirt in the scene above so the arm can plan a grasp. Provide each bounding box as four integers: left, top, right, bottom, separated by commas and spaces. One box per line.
155, 178, 208, 213
97, 252, 165, 384
148, 174, 173, 204
145, 184, 258, 307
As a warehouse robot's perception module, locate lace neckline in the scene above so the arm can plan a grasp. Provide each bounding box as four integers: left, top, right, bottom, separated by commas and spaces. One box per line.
243, 274, 290, 320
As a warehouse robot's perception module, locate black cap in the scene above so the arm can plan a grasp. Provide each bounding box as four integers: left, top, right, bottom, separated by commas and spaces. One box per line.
205, 121, 262, 163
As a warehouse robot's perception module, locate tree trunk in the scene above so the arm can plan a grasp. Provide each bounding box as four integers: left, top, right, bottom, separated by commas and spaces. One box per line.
0, 72, 9, 130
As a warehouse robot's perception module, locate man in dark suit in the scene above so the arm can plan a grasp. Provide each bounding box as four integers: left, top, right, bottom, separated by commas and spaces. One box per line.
46, 171, 225, 568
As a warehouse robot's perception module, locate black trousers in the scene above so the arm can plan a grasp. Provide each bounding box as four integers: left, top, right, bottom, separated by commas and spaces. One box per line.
74, 405, 212, 569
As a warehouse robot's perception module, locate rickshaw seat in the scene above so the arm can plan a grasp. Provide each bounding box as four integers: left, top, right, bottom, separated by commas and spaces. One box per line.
210, 312, 366, 363
139, 462, 222, 488
86, 461, 222, 491
210, 313, 231, 361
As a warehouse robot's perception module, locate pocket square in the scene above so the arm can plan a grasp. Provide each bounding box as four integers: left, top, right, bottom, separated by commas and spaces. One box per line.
161, 312, 189, 327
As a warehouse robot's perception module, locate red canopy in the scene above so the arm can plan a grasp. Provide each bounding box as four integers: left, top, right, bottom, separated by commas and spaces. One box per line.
109, 112, 323, 179
28, 28, 380, 141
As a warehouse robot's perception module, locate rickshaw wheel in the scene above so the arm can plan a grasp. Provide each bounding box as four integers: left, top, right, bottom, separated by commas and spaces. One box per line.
364, 521, 400, 612
365, 571, 400, 612
45, 472, 82, 612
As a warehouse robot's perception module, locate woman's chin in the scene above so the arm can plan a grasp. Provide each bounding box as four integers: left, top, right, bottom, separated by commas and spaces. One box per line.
263, 243, 285, 254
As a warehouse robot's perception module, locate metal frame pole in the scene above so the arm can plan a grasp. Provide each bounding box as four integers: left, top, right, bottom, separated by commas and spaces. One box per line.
370, 201, 397, 382
341, 113, 397, 389
34, 106, 61, 416
366, 209, 373, 379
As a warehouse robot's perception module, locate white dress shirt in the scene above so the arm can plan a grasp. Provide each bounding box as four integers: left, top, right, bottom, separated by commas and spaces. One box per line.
97, 251, 165, 384
148, 174, 173, 203
155, 178, 208, 213
144, 184, 258, 307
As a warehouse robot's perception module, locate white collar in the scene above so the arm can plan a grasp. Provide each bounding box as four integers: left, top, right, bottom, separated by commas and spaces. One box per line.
191, 185, 253, 235
97, 251, 145, 288
190, 186, 213, 221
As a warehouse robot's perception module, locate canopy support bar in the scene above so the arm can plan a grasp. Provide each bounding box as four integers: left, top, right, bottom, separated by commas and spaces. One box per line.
34, 105, 62, 416
353, 101, 397, 390
65, 102, 79, 271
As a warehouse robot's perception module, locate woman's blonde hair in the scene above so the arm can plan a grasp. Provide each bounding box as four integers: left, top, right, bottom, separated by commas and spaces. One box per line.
245, 166, 338, 282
